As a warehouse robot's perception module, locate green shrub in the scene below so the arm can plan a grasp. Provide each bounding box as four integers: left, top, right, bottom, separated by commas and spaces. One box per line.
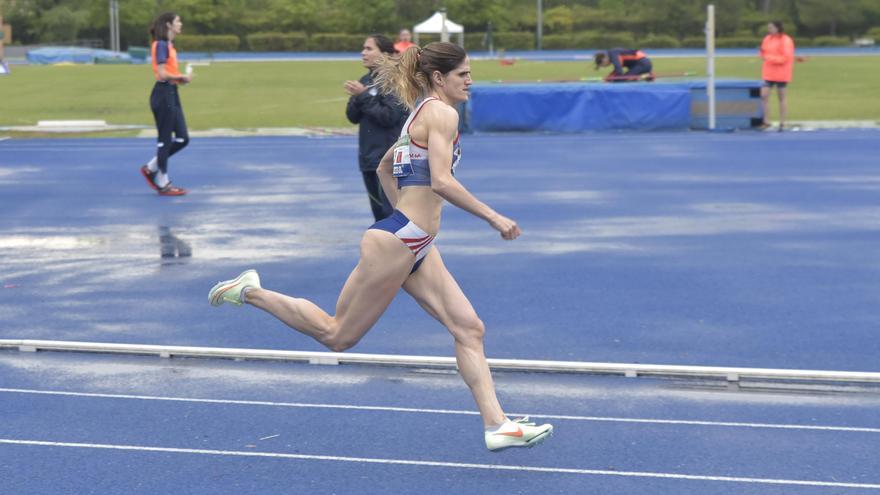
638, 34, 680, 48
493, 32, 535, 50
464, 32, 504, 51
571, 30, 601, 49
464, 32, 483, 51
811, 35, 850, 47
309, 33, 366, 52
596, 32, 636, 48
866, 27, 880, 38
542, 34, 574, 50
715, 36, 760, 48
681, 36, 705, 48
415, 33, 441, 45
245, 32, 308, 51
174, 34, 240, 52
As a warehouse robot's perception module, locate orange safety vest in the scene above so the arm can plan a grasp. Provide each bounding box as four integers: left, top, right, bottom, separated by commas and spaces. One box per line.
151, 40, 182, 83
760, 34, 795, 82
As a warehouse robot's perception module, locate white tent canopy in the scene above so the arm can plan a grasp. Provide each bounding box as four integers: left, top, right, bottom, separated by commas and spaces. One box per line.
413, 11, 464, 46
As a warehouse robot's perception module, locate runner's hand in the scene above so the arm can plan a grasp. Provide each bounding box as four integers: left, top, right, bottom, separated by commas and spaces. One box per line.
490, 214, 521, 240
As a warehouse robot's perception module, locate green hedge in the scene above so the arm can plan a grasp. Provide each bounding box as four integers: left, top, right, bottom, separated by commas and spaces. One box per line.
492, 32, 534, 50
811, 35, 850, 47
681, 36, 705, 48
715, 36, 760, 48
596, 32, 637, 48
147, 30, 868, 53
541, 34, 573, 50
866, 27, 880, 38
539, 32, 675, 50
415, 33, 443, 46
175, 34, 240, 52
246, 32, 308, 51
639, 34, 680, 48
464, 33, 486, 51
309, 33, 366, 52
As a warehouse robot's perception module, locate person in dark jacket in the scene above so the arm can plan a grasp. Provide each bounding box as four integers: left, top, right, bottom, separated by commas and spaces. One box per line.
594, 48, 653, 82
345, 34, 408, 221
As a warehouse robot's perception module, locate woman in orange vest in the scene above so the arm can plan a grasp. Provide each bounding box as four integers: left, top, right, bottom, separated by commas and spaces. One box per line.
140, 12, 192, 196
759, 21, 795, 131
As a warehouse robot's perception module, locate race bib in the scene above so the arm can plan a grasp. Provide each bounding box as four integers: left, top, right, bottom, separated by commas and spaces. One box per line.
392, 135, 414, 178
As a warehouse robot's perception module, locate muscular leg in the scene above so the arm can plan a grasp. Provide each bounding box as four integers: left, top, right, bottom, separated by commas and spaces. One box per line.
403, 248, 507, 427
760, 85, 771, 126
245, 230, 414, 352
777, 86, 787, 129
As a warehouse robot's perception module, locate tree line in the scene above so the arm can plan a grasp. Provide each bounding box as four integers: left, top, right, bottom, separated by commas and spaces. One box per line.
2, 0, 878, 49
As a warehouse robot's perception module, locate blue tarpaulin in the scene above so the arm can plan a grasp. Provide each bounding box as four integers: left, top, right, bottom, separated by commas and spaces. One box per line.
26, 47, 132, 65
465, 80, 762, 132
466, 82, 691, 132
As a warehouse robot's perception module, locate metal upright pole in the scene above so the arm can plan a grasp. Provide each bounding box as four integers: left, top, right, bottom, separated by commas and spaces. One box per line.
440, 8, 449, 43
0, 10, 6, 62
706, 4, 716, 130
109, 0, 120, 52
536, 0, 543, 50
115, 0, 121, 52
109, 1, 114, 51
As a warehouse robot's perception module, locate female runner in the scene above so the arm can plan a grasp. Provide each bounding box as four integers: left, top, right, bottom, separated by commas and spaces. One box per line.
209, 42, 552, 451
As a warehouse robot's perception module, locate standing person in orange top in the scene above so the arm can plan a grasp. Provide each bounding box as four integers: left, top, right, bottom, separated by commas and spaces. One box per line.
140, 12, 192, 196
394, 28, 415, 54
759, 21, 795, 131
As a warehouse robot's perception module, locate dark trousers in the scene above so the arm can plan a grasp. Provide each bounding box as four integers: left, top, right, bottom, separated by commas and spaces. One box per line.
361, 170, 393, 221
628, 58, 653, 76
610, 59, 654, 82
150, 82, 190, 174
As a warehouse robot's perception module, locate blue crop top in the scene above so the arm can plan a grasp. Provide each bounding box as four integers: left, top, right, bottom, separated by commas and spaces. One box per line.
393, 97, 461, 189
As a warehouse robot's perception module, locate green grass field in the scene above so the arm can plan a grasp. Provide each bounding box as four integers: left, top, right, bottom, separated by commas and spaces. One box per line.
1, 56, 877, 132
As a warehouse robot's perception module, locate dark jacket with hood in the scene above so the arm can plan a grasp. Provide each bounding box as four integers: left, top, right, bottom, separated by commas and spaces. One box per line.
345, 71, 408, 172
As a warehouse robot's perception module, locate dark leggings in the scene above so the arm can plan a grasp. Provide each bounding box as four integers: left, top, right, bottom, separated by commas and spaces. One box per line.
150, 82, 190, 174
361, 170, 393, 222
628, 58, 653, 76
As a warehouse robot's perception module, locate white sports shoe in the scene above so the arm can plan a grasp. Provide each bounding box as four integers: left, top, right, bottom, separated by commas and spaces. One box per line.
208, 269, 261, 307
485, 417, 553, 451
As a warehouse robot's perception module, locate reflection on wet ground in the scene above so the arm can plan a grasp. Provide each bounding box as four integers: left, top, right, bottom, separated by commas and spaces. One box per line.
1, 133, 878, 371
159, 226, 191, 264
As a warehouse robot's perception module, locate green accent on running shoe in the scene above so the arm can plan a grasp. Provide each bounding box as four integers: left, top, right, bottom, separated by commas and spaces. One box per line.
208, 269, 261, 307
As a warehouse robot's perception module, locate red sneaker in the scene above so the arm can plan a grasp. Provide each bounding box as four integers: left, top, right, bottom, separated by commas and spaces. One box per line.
158, 183, 187, 196
140, 165, 160, 191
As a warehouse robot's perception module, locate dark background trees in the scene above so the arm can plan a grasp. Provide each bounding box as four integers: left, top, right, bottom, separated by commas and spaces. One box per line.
1, 0, 877, 49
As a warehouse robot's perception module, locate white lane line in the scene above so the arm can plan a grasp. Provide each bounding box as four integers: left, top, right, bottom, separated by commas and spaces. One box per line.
1, 439, 878, 489
2, 387, 878, 434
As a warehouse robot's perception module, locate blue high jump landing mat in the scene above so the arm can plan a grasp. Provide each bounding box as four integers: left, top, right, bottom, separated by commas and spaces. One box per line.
464, 80, 763, 132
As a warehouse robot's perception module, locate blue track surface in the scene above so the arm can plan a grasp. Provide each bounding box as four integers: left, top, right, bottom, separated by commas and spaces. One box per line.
1, 351, 879, 494
2, 131, 880, 493
1, 132, 878, 371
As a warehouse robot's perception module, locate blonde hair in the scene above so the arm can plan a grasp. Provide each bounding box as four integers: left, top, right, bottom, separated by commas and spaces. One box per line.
375, 42, 467, 110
